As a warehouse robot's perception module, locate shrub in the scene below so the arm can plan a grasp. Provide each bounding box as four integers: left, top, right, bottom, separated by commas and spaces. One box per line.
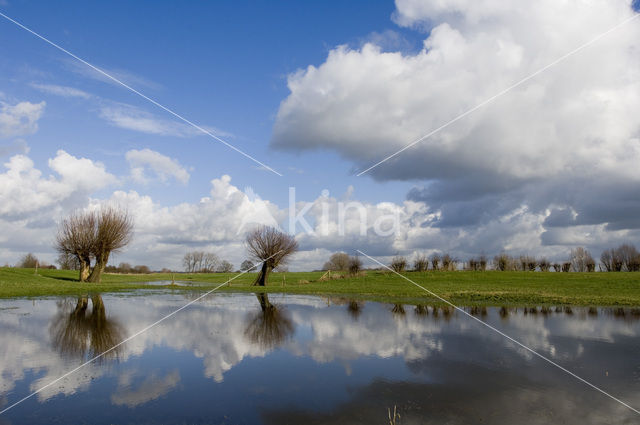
348, 256, 362, 275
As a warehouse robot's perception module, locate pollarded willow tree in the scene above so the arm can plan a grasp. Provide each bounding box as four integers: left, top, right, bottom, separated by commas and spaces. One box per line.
246, 226, 298, 286
87, 207, 134, 282
55, 206, 133, 283
55, 211, 97, 281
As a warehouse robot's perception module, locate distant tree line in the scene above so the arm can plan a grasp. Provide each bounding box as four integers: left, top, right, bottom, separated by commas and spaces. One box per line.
600, 244, 640, 272
104, 263, 152, 274
321, 244, 640, 273
182, 250, 233, 273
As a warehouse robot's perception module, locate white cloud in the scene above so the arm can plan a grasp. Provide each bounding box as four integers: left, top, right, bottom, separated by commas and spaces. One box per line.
0, 100, 46, 138
111, 370, 181, 407
99, 103, 197, 137
99, 102, 232, 139
0, 150, 117, 218
29, 83, 91, 99
272, 0, 640, 234
64, 59, 163, 91
125, 148, 190, 184
1, 150, 638, 270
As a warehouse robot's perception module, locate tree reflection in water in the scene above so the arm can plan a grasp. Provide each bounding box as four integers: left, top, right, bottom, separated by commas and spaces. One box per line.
50, 294, 125, 362
347, 300, 362, 320
244, 293, 294, 350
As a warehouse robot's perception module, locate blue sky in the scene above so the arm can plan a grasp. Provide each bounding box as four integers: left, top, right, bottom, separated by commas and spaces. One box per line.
2, 0, 640, 270
1, 0, 417, 206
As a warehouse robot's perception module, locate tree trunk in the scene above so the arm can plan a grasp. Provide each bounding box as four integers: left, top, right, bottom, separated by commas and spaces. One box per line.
88, 252, 110, 283
253, 262, 271, 286
78, 256, 91, 282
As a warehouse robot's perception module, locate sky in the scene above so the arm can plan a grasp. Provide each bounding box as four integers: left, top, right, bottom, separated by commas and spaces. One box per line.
1, 0, 640, 271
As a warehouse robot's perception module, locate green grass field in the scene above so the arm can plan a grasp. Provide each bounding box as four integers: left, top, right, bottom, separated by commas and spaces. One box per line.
2, 267, 640, 306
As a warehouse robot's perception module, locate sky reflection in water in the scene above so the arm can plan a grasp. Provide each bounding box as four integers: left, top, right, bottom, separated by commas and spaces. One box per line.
1, 292, 639, 424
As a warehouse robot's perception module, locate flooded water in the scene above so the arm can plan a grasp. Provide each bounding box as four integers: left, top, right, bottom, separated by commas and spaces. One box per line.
1, 292, 639, 424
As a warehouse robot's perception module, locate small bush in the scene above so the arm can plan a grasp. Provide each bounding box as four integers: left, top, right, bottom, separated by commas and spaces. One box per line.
348, 256, 362, 275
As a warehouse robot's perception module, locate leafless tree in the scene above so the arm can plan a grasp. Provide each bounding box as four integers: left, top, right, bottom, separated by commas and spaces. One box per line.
552, 263, 562, 272
562, 262, 571, 272
390, 256, 407, 273
570, 247, 594, 272
55, 211, 97, 281
430, 254, 441, 271
441, 253, 457, 271
493, 253, 513, 271
18, 253, 39, 268
478, 255, 488, 271
203, 253, 220, 273
87, 207, 134, 283
467, 255, 488, 271
217, 260, 234, 273
246, 226, 298, 286
182, 251, 218, 272
600, 248, 622, 272
538, 258, 550, 272
413, 254, 428, 272
322, 252, 350, 271
617, 244, 640, 271
57, 252, 80, 270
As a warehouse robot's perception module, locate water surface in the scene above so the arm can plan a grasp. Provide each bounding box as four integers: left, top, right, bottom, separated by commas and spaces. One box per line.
1, 292, 639, 424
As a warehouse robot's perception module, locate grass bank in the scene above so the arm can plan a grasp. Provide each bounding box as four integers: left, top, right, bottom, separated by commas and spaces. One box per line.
1, 267, 640, 306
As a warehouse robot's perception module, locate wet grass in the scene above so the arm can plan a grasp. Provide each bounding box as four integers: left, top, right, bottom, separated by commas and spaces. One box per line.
1, 267, 640, 306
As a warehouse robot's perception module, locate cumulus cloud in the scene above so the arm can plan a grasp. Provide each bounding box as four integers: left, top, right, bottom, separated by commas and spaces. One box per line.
0, 150, 117, 219
271, 0, 640, 238
0, 149, 622, 269
0, 100, 45, 138
125, 148, 190, 184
